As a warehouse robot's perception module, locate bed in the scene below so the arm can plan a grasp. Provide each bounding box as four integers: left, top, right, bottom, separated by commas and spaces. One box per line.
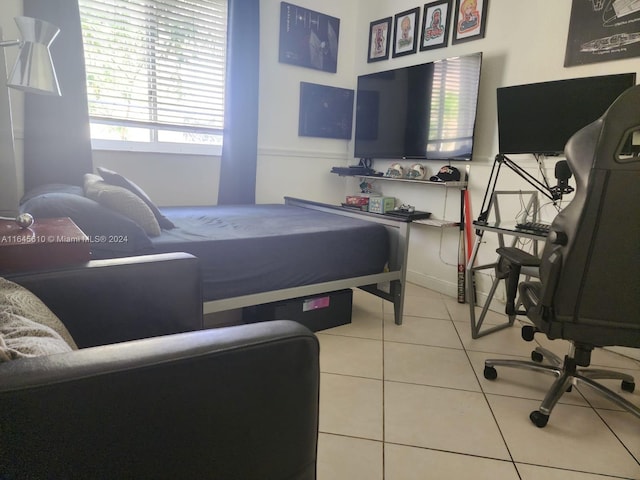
19, 178, 411, 324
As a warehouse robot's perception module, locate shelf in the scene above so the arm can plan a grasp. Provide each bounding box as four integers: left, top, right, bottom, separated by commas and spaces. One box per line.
356, 175, 467, 188
413, 218, 459, 228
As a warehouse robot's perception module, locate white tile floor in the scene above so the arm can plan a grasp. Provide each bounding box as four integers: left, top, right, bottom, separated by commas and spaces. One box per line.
316, 284, 640, 480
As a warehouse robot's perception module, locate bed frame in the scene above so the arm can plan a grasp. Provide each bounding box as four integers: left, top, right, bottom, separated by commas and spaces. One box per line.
202, 197, 410, 325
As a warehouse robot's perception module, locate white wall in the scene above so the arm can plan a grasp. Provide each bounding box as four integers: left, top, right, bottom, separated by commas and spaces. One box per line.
3, 0, 639, 303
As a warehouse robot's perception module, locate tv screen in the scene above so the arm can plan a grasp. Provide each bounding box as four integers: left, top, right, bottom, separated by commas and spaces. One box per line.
497, 73, 636, 155
354, 52, 482, 161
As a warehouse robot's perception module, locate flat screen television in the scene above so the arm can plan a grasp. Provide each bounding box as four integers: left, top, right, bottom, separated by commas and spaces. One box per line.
497, 73, 636, 155
354, 52, 482, 161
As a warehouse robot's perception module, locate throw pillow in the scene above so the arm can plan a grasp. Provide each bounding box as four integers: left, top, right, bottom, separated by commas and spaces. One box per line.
0, 311, 73, 361
97, 167, 176, 230
0, 278, 78, 350
84, 174, 162, 237
20, 191, 153, 255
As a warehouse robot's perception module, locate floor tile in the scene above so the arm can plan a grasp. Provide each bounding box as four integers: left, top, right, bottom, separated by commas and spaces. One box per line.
455, 319, 540, 357
384, 381, 511, 460
385, 443, 520, 480
319, 373, 383, 441
322, 306, 383, 340
386, 293, 450, 320
596, 409, 640, 463
383, 314, 463, 349
317, 333, 382, 379
516, 463, 627, 479
444, 295, 510, 326
317, 433, 383, 480
487, 394, 640, 478
385, 342, 481, 391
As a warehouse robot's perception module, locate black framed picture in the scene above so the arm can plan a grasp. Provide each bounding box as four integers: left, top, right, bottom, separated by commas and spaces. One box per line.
420, 0, 452, 51
392, 7, 420, 58
452, 0, 488, 44
564, 0, 640, 67
279, 2, 340, 73
298, 82, 354, 139
367, 17, 392, 62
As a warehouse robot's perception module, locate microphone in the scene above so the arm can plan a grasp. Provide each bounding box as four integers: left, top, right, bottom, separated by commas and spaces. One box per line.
550, 160, 574, 199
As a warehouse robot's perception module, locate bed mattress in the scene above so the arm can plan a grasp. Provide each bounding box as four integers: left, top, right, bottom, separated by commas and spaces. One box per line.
152, 204, 389, 301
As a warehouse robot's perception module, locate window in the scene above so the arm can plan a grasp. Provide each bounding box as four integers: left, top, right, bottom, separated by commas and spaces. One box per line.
78, 0, 227, 154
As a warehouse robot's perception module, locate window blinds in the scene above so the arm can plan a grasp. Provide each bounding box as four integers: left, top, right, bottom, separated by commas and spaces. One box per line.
79, 0, 227, 138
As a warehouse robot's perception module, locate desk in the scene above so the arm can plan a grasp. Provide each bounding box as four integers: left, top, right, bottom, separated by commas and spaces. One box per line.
466, 220, 547, 338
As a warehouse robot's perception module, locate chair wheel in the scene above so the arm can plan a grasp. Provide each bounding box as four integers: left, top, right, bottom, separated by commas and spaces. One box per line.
529, 410, 549, 428
531, 351, 544, 363
621, 380, 635, 393
484, 366, 498, 380
521, 325, 536, 342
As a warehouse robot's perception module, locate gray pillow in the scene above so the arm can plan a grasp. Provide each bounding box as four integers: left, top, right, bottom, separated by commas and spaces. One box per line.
0, 278, 78, 350
0, 311, 73, 361
84, 174, 162, 237
97, 167, 176, 230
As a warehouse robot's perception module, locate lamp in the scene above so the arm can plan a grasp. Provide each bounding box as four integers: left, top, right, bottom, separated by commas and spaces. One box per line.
0, 16, 61, 217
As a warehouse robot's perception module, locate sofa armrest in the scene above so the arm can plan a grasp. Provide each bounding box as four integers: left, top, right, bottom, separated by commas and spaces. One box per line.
0, 320, 319, 480
5, 252, 203, 348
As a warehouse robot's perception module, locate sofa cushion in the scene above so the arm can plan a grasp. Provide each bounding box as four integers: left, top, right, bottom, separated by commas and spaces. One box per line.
84, 174, 162, 237
97, 167, 176, 230
0, 278, 78, 350
0, 311, 73, 361
20, 188, 153, 255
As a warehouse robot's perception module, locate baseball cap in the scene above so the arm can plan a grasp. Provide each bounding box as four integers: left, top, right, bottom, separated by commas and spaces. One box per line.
429, 165, 461, 182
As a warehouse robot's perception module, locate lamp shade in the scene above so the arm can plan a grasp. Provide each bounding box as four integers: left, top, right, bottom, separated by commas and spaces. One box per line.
7, 16, 61, 96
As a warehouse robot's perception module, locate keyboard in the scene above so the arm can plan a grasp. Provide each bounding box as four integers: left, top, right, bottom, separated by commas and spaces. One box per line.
516, 221, 551, 235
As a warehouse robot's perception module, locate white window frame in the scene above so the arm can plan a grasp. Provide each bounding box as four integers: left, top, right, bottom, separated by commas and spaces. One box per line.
79, 0, 227, 156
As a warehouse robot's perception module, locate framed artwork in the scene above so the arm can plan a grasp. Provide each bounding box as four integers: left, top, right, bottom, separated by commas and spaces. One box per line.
420, 0, 452, 51
367, 17, 392, 62
564, 0, 640, 67
279, 2, 340, 73
392, 7, 420, 58
452, 0, 488, 44
298, 82, 354, 139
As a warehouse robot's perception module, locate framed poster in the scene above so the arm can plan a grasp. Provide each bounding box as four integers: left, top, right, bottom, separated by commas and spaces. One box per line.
368, 17, 392, 62
298, 82, 354, 139
392, 7, 420, 58
279, 2, 340, 73
452, 0, 488, 44
565, 0, 640, 67
420, 0, 452, 51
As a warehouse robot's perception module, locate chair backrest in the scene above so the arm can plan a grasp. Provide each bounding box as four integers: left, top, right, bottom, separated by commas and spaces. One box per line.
537, 84, 640, 347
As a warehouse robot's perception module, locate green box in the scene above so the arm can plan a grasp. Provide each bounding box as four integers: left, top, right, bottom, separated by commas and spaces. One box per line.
368, 196, 395, 214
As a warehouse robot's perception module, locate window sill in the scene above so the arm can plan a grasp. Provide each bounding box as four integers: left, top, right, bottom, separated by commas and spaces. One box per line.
90, 139, 223, 157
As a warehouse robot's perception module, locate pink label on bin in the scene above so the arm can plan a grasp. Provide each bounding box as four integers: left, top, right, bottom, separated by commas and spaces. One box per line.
303, 296, 331, 312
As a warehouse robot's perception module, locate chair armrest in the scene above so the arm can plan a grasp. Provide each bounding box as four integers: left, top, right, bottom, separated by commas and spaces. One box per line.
5, 252, 203, 348
0, 320, 319, 480
496, 247, 541, 267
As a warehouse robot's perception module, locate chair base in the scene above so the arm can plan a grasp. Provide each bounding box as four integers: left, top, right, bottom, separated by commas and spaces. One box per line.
484, 346, 640, 428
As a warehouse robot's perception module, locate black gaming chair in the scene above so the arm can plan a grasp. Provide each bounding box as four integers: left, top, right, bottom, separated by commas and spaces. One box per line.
483, 84, 640, 428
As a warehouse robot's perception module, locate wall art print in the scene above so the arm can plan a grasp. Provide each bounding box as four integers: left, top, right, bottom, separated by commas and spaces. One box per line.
565, 0, 640, 66
393, 7, 420, 57
452, 0, 488, 44
279, 2, 340, 73
368, 17, 392, 62
420, 0, 452, 51
298, 82, 354, 139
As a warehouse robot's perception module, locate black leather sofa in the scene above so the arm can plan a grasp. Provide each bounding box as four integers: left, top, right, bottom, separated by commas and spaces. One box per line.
0, 253, 320, 479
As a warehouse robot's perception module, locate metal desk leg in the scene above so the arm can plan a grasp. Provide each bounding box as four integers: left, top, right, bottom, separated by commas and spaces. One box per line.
466, 232, 515, 339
